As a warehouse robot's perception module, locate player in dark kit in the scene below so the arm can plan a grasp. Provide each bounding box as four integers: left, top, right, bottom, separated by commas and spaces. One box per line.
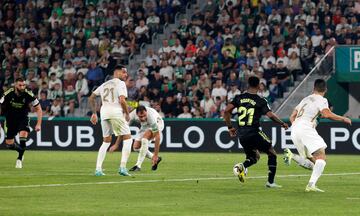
0, 78, 42, 168
224, 76, 288, 188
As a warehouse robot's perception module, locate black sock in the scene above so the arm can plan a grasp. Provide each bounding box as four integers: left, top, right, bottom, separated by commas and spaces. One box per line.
17, 138, 27, 160
243, 158, 257, 168
268, 154, 277, 184
6, 143, 21, 151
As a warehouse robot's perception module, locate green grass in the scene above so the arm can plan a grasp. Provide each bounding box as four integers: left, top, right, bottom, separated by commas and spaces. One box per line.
0, 151, 359, 216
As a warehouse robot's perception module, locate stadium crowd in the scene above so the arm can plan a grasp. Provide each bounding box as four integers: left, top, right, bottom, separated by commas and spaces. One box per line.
0, 0, 359, 118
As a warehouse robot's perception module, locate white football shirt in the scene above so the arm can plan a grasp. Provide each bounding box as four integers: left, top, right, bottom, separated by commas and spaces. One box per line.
293, 94, 329, 127
129, 107, 163, 132
93, 78, 127, 120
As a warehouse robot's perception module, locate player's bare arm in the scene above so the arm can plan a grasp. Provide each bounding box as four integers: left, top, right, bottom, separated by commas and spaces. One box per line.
109, 136, 122, 152
266, 111, 289, 129
88, 93, 98, 125
289, 109, 298, 124
152, 131, 161, 165
119, 95, 129, 122
320, 108, 352, 125
224, 103, 236, 137
34, 104, 42, 131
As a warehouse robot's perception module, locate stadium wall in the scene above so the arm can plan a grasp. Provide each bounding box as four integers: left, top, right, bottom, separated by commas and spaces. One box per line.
0, 118, 359, 154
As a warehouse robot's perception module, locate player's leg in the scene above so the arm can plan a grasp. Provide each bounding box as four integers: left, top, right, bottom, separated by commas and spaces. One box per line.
265, 147, 282, 188
306, 148, 326, 192
234, 137, 258, 183
134, 130, 152, 169
119, 134, 132, 176
16, 130, 29, 169
4, 119, 22, 151
286, 126, 314, 169
115, 118, 133, 176
129, 140, 142, 171
95, 120, 112, 176
302, 130, 327, 192
257, 131, 282, 188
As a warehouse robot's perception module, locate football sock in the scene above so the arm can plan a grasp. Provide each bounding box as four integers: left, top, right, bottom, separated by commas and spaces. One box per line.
308, 159, 326, 187
95, 142, 110, 171
134, 147, 153, 160
292, 154, 314, 170
243, 157, 257, 168
120, 138, 132, 168
6, 143, 23, 152
146, 150, 154, 159
267, 154, 277, 184
17, 137, 27, 160
135, 138, 149, 168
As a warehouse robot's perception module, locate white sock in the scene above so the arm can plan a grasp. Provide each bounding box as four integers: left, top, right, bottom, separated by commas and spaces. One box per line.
134, 147, 153, 159
146, 150, 154, 159
96, 142, 111, 171
120, 138, 132, 169
308, 159, 326, 187
136, 138, 149, 168
292, 154, 314, 170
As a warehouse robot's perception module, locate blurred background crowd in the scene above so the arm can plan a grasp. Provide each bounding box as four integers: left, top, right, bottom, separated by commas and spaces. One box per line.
0, 0, 359, 118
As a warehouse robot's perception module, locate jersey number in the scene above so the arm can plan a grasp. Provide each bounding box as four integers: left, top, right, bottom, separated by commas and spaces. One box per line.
296, 103, 307, 118
238, 107, 255, 126
103, 88, 114, 102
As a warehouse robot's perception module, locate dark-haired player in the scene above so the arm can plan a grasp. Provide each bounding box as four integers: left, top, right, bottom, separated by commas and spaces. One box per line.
89, 65, 133, 176
285, 79, 351, 192
110, 105, 163, 171
0, 78, 42, 168
224, 76, 288, 188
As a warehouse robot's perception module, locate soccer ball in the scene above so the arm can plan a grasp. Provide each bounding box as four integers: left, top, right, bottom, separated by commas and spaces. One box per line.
233, 163, 242, 176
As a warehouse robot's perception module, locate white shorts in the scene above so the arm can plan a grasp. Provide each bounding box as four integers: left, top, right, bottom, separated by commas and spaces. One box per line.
291, 124, 327, 158
101, 118, 130, 137
134, 120, 164, 142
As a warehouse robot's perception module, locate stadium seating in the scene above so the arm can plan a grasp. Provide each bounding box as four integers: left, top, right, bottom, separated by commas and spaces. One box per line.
0, 0, 358, 118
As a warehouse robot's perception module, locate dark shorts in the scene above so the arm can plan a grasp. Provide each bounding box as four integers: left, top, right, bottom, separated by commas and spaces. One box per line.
239, 130, 273, 157
4, 117, 30, 139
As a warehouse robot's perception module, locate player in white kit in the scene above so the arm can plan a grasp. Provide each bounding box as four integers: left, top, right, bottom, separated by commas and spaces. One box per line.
110, 105, 164, 171
89, 65, 133, 176
284, 79, 351, 192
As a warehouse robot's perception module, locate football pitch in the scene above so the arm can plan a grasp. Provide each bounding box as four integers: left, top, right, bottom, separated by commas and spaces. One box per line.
0, 151, 359, 216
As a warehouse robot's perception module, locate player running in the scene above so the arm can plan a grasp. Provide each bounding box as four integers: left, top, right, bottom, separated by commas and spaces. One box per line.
89, 64, 133, 176
284, 79, 351, 192
0, 78, 42, 168
224, 76, 288, 188
110, 105, 163, 171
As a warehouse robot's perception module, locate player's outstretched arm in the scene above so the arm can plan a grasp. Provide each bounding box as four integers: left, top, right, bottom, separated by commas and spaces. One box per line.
289, 109, 298, 124
224, 103, 237, 137
35, 104, 42, 131
89, 93, 98, 125
266, 111, 289, 129
320, 109, 352, 125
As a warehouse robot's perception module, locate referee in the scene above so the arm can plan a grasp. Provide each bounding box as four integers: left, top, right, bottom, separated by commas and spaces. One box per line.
0, 78, 42, 168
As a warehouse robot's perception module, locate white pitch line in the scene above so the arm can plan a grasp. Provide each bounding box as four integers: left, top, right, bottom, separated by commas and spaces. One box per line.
346, 197, 360, 200
0, 172, 359, 189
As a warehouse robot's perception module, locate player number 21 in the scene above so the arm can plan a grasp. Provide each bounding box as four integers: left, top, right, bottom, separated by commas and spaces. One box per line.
103, 88, 115, 102
238, 107, 255, 126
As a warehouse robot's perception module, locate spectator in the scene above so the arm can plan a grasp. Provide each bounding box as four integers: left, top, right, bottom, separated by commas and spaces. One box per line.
86, 61, 104, 90
39, 90, 51, 116
227, 83, 241, 102
161, 95, 177, 118
177, 106, 192, 118
126, 78, 139, 101
75, 72, 89, 103
50, 97, 62, 117
135, 70, 149, 89
200, 87, 215, 115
